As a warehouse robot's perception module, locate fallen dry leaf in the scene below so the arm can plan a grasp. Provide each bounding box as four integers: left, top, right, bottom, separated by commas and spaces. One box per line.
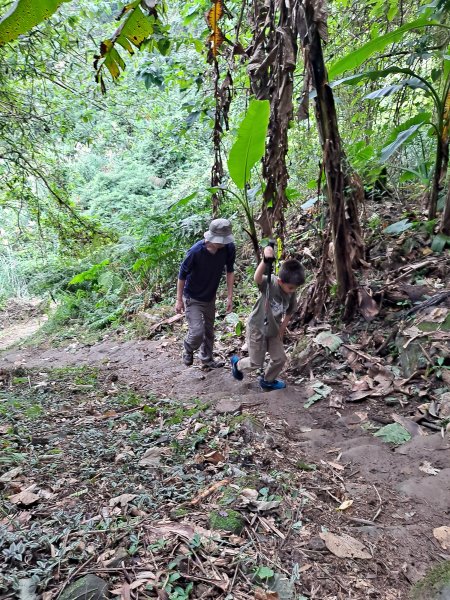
337, 499, 354, 511
327, 461, 345, 471
203, 449, 225, 464
109, 493, 137, 508
433, 526, 450, 549
319, 531, 371, 559
9, 490, 40, 506
255, 589, 280, 600
0, 466, 22, 483
139, 447, 164, 467
358, 287, 380, 321
419, 461, 440, 476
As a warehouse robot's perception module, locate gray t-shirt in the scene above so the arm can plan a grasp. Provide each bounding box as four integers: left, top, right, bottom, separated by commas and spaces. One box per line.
247, 275, 297, 338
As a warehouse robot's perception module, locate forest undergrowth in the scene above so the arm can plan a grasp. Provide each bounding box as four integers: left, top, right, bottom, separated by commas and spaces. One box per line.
1, 192, 450, 599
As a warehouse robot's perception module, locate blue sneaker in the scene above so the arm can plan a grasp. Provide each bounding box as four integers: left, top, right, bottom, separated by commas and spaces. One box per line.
230, 355, 244, 381
259, 377, 286, 390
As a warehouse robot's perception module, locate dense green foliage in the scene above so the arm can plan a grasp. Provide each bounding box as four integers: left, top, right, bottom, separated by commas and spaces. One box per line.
0, 0, 449, 325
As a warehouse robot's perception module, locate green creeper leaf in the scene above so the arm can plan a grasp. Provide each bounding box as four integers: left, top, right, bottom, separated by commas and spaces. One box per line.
255, 566, 274, 580
168, 192, 197, 211
314, 331, 343, 352
431, 233, 450, 253
374, 423, 411, 444
328, 17, 440, 80
383, 219, 413, 234
380, 124, 424, 162
0, 0, 72, 46
227, 99, 270, 189
69, 260, 109, 285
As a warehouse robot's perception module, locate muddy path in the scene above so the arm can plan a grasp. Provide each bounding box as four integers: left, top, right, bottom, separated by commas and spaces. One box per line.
2, 331, 450, 595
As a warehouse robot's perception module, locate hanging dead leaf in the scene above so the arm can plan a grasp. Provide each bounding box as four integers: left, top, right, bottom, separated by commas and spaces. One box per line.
433, 526, 450, 549
319, 531, 371, 559
205, 0, 223, 29
9, 490, 40, 506
207, 28, 225, 58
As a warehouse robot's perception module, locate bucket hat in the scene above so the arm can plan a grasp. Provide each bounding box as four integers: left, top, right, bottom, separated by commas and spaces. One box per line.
204, 218, 234, 244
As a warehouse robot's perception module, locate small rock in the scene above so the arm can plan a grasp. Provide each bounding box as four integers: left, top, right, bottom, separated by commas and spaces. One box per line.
307, 536, 326, 551
59, 575, 108, 600
269, 573, 295, 600
103, 547, 128, 568
384, 397, 399, 407
240, 416, 266, 442
215, 398, 243, 414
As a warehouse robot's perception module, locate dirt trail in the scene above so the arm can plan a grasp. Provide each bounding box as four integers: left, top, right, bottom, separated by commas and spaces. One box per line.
1, 323, 450, 597
0, 315, 48, 351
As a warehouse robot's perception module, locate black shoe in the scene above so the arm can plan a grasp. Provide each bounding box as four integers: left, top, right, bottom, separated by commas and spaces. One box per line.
183, 352, 193, 366
201, 359, 225, 369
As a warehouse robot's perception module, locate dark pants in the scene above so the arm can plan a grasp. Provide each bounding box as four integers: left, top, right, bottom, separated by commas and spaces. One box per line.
183, 296, 216, 362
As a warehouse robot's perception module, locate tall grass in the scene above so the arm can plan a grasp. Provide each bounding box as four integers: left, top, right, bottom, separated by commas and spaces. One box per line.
0, 247, 29, 304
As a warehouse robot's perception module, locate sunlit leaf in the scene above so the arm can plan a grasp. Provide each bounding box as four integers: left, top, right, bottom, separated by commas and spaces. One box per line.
380, 124, 424, 162
0, 0, 71, 46
227, 99, 270, 189
328, 17, 440, 80
205, 0, 224, 59
95, 1, 167, 90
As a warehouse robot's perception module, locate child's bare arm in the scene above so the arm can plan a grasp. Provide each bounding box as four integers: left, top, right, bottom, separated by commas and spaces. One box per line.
279, 313, 291, 339
254, 246, 275, 285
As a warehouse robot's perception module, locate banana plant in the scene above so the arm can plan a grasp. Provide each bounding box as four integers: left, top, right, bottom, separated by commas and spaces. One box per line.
226, 98, 270, 259
0, 0, 71, 46
328, 9, 450, 224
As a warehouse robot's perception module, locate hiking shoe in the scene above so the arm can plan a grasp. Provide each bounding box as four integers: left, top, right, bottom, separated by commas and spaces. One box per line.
201, 359, 225, 369
259, 377, 286, 391
183, 351, 193, 366
231, 355, 244, 381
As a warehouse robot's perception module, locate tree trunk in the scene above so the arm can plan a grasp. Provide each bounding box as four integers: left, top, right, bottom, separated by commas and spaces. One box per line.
299, 0, 360, 317
441, 179, 450, 235
428, 137, 444, 220
247, 0, 298, 243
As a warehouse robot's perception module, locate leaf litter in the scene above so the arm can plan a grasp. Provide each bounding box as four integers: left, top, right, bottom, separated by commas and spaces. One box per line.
0, 366, 408, 599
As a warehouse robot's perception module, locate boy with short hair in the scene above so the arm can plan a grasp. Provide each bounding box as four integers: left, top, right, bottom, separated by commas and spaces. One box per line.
231, 245, 304, 390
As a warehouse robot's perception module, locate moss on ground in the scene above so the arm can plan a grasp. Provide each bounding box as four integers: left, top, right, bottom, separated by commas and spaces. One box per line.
410, 561, 450, 599
209, 509, 244, 534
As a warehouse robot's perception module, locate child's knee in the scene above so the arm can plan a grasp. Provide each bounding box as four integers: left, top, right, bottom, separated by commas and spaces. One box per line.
271, 353, 287, 367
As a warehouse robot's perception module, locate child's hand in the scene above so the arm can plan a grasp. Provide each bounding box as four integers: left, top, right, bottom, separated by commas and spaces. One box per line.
263, 246, 275, 261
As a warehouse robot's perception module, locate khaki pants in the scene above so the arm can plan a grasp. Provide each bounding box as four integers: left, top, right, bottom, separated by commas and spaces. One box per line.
238, 326, 286, 382
183, 296, 216, 362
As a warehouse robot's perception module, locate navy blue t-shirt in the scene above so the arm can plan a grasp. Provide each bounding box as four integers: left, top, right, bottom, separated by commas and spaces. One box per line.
179, 240, 235, 302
